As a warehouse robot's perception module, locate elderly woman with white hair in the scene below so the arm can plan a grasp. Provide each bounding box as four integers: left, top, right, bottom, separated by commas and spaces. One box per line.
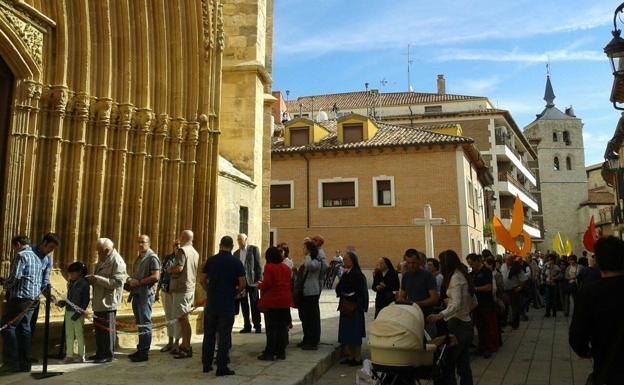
86, 238, 127, 363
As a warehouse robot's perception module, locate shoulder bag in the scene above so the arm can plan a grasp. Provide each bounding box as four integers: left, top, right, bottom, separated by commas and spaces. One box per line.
293, 267, 308, 309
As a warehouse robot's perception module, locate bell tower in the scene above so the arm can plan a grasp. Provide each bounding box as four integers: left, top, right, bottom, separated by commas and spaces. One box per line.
523, 73, 588, 253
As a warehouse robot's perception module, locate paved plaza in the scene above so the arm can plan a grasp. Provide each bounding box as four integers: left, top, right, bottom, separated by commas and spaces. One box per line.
316, 307, 593, 385
2, 292, 592, 385
2, 292, 343, 385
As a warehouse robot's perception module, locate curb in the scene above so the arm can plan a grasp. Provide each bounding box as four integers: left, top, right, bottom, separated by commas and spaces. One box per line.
295, 344, 342, 385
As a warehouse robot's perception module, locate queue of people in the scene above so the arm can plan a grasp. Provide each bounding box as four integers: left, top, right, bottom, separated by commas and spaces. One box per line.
2, 231, 623, 384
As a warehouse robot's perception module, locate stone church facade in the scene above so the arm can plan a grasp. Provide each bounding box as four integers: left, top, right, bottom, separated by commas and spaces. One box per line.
0, 0, 273, 276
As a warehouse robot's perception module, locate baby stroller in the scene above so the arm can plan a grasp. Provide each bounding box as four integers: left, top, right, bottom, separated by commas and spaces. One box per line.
368, 303, 451, 385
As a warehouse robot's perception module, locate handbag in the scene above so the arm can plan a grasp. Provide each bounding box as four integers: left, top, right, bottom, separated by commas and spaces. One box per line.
293, 268, 308, 309
338, 297, 358, 317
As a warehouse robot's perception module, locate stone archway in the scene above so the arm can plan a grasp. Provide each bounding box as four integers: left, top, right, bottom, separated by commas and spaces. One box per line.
0, 55, 14, 224
0, 3, 48, 275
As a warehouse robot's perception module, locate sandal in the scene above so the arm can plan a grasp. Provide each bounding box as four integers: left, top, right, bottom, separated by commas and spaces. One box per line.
169, 346, 179, 355
160, 344, 173, 353
174, 347, 193, 359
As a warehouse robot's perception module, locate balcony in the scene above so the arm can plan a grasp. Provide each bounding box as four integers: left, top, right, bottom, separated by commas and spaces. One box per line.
597, 207, 614, 226
500, 208, 542, 238
494, 133, 537, 186
497, 172, 539, 211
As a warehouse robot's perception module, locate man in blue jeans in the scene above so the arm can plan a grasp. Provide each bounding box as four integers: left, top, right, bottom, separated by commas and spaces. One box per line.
126, 234, 160, 362
201, 236, 246, 377
28, 232, 61, 362
0, 235, 43, 374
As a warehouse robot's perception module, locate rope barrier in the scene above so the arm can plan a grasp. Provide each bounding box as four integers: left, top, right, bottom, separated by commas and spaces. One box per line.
0, 289, 44, 332
49, 285, 202, 336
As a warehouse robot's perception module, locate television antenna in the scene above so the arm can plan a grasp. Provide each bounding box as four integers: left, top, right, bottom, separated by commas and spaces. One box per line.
402, 44, 415, 92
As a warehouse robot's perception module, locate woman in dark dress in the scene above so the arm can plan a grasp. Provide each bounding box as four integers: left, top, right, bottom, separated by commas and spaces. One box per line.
336, 252, 369, 366
372, 257, 400, 318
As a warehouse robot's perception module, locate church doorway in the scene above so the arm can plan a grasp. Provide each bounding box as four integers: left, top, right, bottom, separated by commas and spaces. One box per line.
0, 55, 15, 222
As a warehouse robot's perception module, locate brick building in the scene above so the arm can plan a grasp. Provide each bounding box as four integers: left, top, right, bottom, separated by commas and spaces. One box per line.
284, 79, 541, 253
270, 113, 493, 268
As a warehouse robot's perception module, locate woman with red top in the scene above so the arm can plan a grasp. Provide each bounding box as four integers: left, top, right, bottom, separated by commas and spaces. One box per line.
256, 246, 294, 361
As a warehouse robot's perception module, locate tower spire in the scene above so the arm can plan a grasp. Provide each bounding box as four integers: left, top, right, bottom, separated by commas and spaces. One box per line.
544, 74, 555, 108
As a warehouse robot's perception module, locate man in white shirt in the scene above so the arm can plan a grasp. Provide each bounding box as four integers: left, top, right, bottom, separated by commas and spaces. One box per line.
234, 234, 262, 333
499, 255, 527, 329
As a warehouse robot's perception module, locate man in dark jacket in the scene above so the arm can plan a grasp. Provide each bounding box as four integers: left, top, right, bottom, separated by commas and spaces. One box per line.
234, 233, 263, 333
569, 236, 624, 385
202, 236, 246, 376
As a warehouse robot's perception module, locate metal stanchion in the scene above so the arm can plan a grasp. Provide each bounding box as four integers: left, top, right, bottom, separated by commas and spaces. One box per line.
31, 286, 63, 380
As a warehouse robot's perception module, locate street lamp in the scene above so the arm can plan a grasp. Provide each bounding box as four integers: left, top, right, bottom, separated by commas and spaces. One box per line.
607, 151, 620, 171
607, 151, 623, 237
604, 3, 624, 110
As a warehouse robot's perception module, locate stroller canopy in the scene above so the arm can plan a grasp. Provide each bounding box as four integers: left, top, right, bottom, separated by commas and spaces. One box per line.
368, 303, 434, 367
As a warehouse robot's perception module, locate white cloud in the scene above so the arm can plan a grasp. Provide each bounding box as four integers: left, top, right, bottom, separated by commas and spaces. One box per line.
583, 130, 613, 164
454, 76, 502, 94
434, 48, 604, 63
275, 1, 613, 58
494, 99, 538, 114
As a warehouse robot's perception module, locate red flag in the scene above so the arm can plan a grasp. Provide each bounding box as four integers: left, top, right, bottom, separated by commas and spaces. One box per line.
583, 216, 598, 252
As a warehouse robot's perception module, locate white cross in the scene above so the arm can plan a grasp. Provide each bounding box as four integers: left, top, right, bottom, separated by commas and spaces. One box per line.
411, 205, 446, 258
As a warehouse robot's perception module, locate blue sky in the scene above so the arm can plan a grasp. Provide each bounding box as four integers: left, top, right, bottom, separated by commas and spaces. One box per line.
272, 0, 620, 166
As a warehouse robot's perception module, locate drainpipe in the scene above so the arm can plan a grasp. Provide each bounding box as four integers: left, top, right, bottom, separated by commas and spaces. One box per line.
303, 153, 310, 229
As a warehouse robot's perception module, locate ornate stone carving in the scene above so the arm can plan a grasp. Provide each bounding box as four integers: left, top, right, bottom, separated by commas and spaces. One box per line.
216, 3, 224, 52
94, 99, 113, 125
48, 86, 69, 115
21, 80, 42, 102
118, 104, 135, 128
109, 104, 119, 125
184, 121, 200, 142
155, 113, 169, 134
201, 0, 214, 57
0, 6, 44, 67
198, 114, 210, 132
170, 118, 185, 140
69, 92, 90, 119
134, 109, 154, 132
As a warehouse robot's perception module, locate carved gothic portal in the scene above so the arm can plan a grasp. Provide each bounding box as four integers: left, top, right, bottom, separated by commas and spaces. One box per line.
0, 0, 226, 276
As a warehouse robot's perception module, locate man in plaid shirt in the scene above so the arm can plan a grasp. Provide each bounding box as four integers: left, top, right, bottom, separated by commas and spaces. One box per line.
0, 235, 43, 374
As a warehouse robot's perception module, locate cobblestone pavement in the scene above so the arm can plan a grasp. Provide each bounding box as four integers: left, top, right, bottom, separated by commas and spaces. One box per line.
2, 291, 345, 385
316, 307, 593, 385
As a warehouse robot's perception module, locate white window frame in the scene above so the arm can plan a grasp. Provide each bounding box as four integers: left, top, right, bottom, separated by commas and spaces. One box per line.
467, 179, 474, 209
318, 177, 359, 209
269, 228, 278, 247
372, 176, 395, 207
270, 180, 295, 210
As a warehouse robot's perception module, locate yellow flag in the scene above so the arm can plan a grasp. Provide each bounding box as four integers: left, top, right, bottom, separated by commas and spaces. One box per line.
564, 239, 573, 257
553, 233, 564, 255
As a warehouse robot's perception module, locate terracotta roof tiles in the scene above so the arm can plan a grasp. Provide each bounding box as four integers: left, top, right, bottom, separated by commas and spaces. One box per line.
285, 91, 485, 112
272, 120, 472, 154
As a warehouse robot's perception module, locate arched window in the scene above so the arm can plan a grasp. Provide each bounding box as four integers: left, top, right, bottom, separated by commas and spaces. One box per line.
563, 131, 571, 145
566, 156, 572, 170
554, 156, 560, 171
553, 132, 558, 142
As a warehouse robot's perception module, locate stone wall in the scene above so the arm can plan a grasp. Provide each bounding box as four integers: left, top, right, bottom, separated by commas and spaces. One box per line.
525, 118, 588, 253
215, 163, 259, 248
219, 0, 274, 253
0, 1, 273, 278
